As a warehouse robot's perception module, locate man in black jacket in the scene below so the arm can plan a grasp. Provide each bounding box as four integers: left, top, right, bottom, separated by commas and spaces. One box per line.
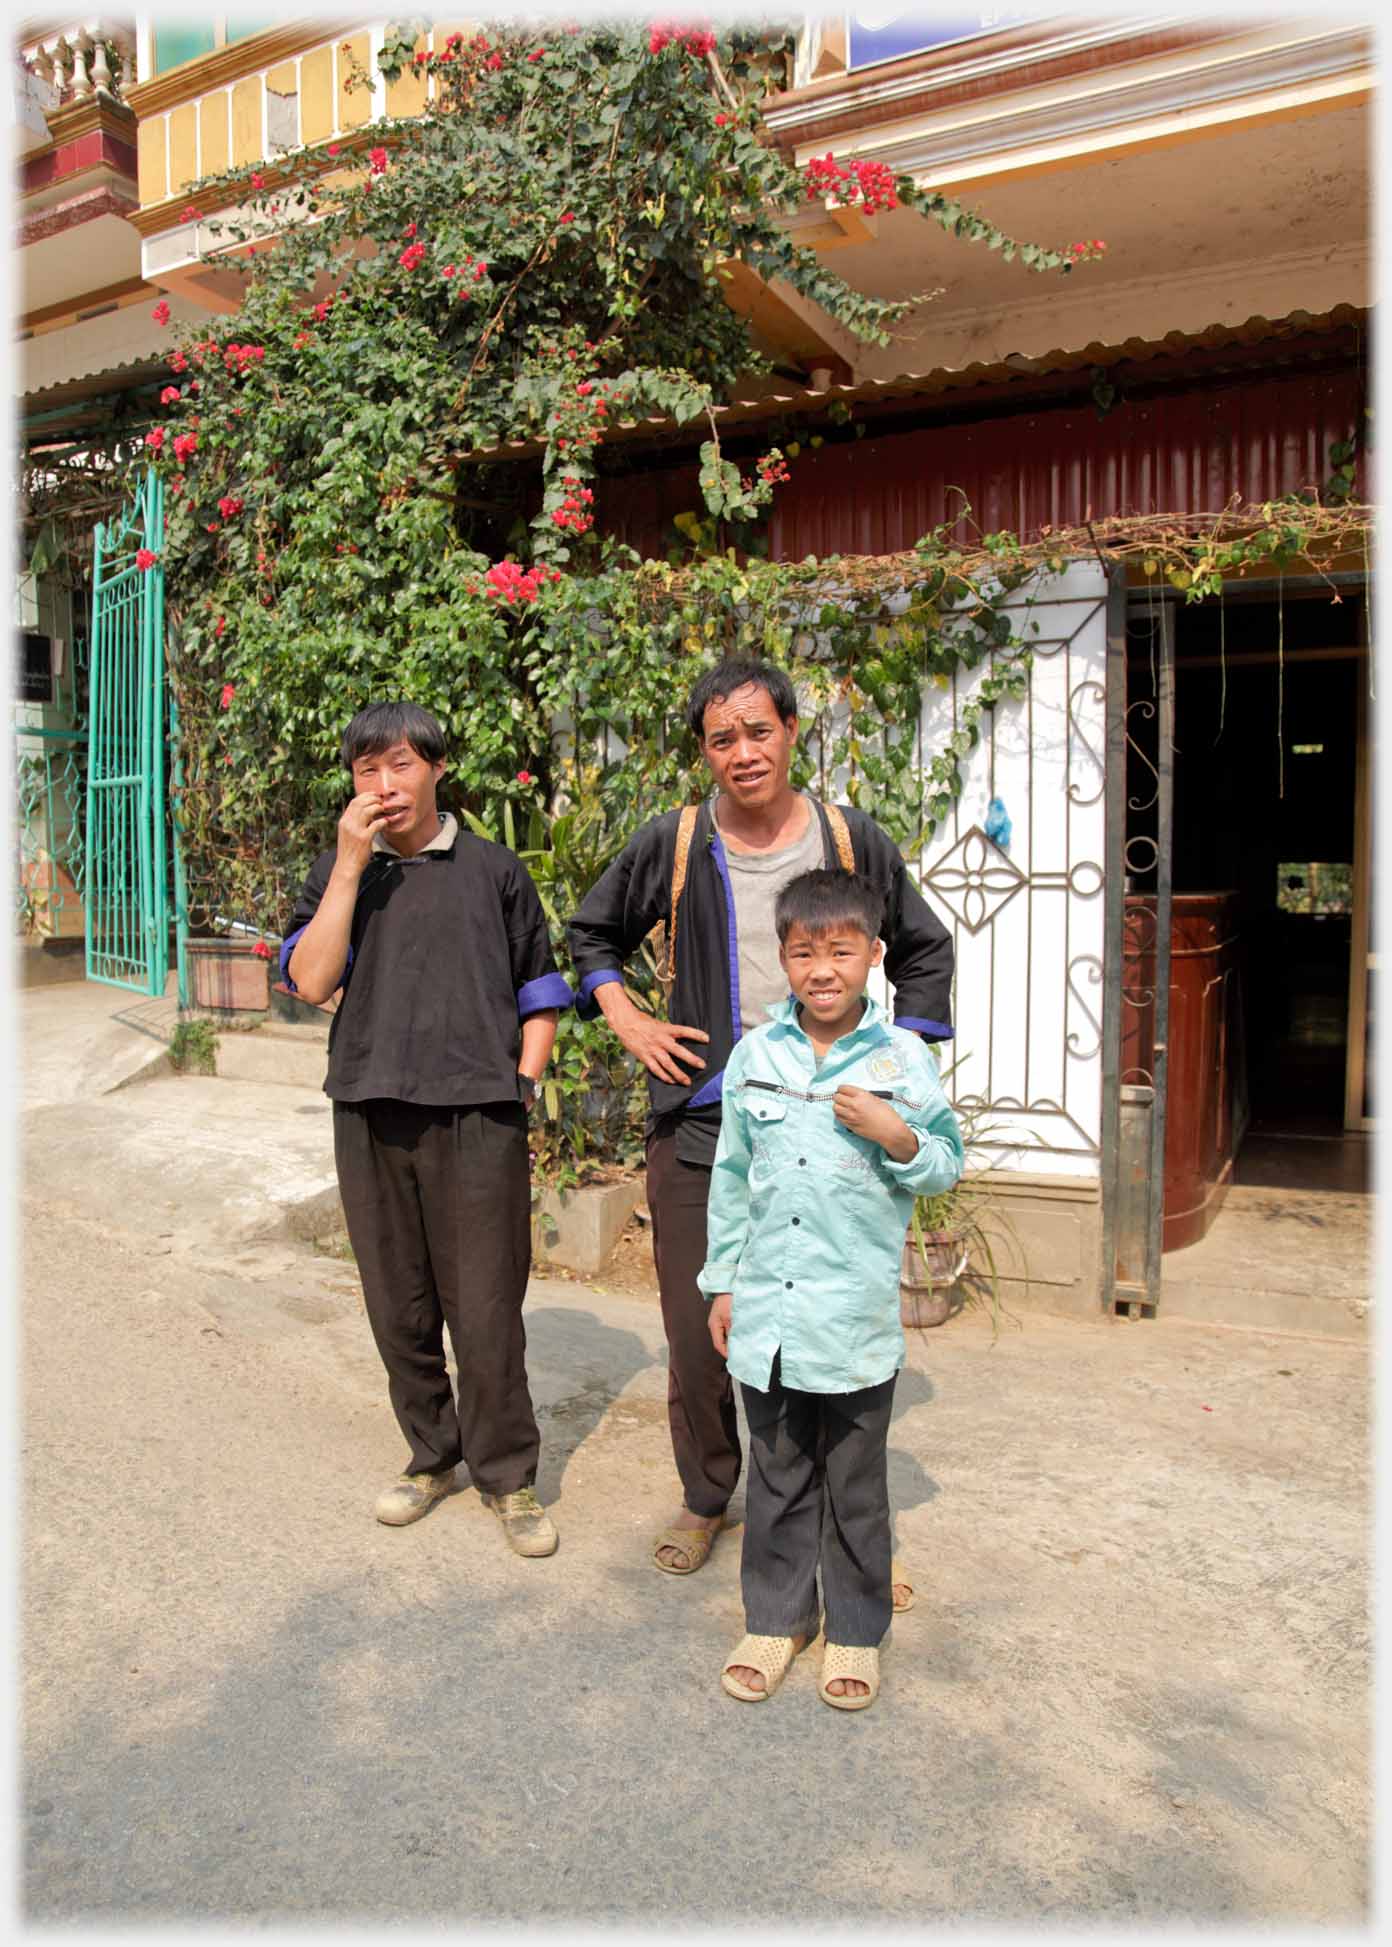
567, 658, 954, 1577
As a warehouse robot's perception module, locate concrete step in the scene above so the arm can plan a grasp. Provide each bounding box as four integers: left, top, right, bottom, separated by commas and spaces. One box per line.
214, 1024, 329, 1090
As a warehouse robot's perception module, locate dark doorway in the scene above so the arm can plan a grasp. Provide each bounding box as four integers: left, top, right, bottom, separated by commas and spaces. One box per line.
1127, 584, 1369, 1203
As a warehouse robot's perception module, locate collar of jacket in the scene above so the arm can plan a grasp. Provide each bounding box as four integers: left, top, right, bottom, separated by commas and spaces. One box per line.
372, 810, 458, 859
763, 991, 890, 1047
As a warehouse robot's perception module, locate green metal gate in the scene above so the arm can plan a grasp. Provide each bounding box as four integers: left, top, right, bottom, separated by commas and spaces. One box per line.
85, 470, 171, 995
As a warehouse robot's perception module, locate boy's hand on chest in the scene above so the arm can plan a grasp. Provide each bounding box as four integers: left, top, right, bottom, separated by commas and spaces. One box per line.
832, 1085, 917, 1161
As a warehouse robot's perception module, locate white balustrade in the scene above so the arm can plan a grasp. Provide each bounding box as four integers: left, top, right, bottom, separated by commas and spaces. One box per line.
20, 21, 135, 106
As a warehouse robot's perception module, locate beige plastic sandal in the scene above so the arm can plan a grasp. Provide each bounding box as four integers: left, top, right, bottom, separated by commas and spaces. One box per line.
720, 1632, 809, 1702
819, 1642, 880, 1711
652, 1522, 721, 1575
891, 1557, 915, 1612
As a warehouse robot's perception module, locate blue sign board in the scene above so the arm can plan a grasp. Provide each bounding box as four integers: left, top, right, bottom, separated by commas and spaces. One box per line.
847, 8, 1045, 71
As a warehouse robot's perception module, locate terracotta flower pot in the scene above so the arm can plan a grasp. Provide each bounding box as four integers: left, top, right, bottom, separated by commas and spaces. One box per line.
900, 1230, 969, 1329
186, 936, 271, 1014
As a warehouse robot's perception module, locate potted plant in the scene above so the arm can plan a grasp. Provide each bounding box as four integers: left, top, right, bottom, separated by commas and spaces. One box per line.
900, 1083, 1016, 1335
185, 929, 274, 1016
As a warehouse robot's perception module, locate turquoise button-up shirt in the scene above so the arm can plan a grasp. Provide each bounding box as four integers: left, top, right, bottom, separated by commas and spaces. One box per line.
696, 994, 965, 1394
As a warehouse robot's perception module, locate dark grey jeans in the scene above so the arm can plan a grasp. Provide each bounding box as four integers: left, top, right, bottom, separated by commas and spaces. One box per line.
738, 1352, 897, 1648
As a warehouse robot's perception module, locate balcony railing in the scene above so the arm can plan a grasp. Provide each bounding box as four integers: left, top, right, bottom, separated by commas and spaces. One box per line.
21, 21, 136, 107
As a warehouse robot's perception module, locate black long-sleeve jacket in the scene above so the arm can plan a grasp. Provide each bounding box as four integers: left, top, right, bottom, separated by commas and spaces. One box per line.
566, 797, 954, 1166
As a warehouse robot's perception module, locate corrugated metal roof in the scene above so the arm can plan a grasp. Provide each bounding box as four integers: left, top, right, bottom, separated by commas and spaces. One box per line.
469, 305, 1366, 460
22, 350, 167, 409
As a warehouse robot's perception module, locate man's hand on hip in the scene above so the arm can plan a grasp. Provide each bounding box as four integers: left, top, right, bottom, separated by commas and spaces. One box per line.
597, 984, 709, 1086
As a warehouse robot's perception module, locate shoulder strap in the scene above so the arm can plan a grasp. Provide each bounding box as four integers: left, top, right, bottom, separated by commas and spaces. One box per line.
826, 803, 856, 873
662, 804, 700, 984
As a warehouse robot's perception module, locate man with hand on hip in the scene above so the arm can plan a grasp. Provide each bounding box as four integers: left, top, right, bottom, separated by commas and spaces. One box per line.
566, 658, 953, 1581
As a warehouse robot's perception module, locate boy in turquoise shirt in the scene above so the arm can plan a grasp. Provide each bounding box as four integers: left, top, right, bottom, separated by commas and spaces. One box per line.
698, 869, 964, 1710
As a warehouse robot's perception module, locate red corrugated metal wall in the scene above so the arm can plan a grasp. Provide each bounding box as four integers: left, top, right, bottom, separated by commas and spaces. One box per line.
598, 364, 1365, 560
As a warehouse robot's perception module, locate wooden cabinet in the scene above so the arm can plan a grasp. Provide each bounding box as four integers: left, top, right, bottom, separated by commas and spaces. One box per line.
1122, 892, 1247, 1252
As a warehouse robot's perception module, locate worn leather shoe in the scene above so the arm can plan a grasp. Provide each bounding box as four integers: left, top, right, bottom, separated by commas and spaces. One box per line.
375, 1469, 456, 1526
481, 1487, 558, 1557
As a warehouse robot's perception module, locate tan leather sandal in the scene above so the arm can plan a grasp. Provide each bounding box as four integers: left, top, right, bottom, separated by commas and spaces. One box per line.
720, 1632, 809, 1701
652, 1521, 721, 1575
818, 1642, 880, 1711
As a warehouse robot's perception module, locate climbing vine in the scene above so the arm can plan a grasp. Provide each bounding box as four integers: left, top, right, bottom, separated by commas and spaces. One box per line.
109, 15, 1370, 1178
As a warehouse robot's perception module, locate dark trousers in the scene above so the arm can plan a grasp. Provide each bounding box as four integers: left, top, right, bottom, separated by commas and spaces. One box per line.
740, 1353, 897, 1649
333, 1098, 540, 1493
645, 1130, 741, 1518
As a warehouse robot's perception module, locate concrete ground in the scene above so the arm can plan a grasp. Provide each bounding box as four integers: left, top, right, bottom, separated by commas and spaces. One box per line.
18, 982, 1374, 1925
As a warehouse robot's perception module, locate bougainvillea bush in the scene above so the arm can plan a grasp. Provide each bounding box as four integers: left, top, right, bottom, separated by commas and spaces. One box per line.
142, 16, 1106, 933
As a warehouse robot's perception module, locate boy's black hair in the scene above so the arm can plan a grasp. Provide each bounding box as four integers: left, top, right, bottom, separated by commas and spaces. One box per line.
775, 868, 885, 946
685, 657, 798, 741
341, 701, 446, 772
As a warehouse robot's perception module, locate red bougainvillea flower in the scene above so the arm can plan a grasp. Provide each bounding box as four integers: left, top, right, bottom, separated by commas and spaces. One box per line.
145, 427, 165, 452
368, 146, 388, 175
402, 221, 417, 238
312, 297, 333, 322
173, 432, 198, 463
398, 241, 427, 271
803, 153, 898, 216
486, 51, 503, 70
220, 683, 236, 709
649, 23, 716, 57
214, 616, 226, 638
217, 495, 244, 519
250, 172, 265, 189
135, 548, 157, 570
180, 206, 201, 222
517, 769, 533, 784
559, 212, 574, 225
169, 351, 188, 373
715, 112, 728, 126
251, 941, 272, 959
327, 142, 340, 156
483, 560, 562, 605
442, 264, 456, 278
527, 47, 545, 61
152, 300, 171, 326
292, 330, 313, 349
159, 386, 181, 405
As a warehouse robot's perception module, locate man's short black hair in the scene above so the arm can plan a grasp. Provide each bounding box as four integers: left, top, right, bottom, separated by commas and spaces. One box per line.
685, 657, 798, 741
776, 869, 885, 946
342, 701, 446, 772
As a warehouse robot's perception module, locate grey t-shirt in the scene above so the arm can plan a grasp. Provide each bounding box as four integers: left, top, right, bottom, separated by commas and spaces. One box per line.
717, 793, 826, 1032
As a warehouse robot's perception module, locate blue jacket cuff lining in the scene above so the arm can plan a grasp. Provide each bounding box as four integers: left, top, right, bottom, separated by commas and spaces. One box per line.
278, 926, 305, 989
576, 968, 623, 1019
517, 972, 573, 1016
895, 1015, 954, 1040
686, 1068, 725, 1110
280, 927, 352, 994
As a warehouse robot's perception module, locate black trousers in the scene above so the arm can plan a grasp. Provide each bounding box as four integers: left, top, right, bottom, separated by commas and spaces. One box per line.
646, 1130, 741, 1518
739, 1353, 897, 1649
332, 1098, 540, 1493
